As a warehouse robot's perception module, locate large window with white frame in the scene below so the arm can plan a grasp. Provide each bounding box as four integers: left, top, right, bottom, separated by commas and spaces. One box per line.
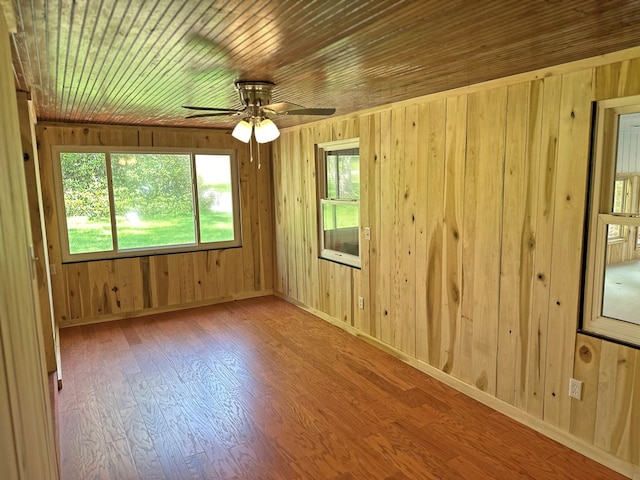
583, 95, 640, 347
53, 147, 241, 262
316, 139, 360, 268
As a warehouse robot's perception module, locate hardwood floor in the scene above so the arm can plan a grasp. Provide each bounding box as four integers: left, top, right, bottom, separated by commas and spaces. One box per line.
58, 296, 624, 479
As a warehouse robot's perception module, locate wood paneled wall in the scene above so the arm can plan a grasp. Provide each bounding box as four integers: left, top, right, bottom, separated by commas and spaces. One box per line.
0, 3, 59, 478
273, 54, 640, 476
37, 124, 274, 327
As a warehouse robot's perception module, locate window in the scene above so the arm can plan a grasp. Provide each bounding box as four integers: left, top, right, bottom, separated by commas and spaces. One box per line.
53, 148, 241, 262
316, 139, 360, 267
583, 96, 640, 346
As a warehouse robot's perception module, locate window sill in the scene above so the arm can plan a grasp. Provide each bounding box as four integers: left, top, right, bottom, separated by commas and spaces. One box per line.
319, 249, 361, 269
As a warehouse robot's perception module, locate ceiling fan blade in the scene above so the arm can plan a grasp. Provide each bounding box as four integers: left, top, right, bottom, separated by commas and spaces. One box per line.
185, 112, 241, 119
182, 105, 244, 112
262, 102, 304, 114
286, 108, 336, 116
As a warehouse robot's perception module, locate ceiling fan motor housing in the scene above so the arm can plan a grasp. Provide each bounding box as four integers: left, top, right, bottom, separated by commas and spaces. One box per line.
235, 81, 275, 117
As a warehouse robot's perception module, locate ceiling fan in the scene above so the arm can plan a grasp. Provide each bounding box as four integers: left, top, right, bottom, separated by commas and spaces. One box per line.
182, 81, 336, 144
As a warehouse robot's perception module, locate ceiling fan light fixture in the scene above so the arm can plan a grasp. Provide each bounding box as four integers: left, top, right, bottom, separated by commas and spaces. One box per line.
231, 120, 253, 143
254, 118, 280, 143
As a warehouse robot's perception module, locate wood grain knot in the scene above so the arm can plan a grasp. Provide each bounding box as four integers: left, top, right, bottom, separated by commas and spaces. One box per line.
578, 345, 592, 363
537, 273, 545, 281
450, 284, 459, 304
475, 372, 487, 391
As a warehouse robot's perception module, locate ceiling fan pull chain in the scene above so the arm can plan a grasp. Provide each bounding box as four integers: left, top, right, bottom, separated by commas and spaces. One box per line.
249, 135, 254, 163
258, 141, 261, 170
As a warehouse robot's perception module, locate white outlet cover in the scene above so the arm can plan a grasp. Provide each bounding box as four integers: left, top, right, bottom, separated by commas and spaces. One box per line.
569, 378, 583, 400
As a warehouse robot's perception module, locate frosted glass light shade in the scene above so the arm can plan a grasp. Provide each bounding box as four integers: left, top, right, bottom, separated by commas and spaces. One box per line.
254, 118, 280, 143
231, 120, 253, 143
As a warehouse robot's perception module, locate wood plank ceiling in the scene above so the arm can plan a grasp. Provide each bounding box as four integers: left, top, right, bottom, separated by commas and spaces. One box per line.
9, 0, 640, 129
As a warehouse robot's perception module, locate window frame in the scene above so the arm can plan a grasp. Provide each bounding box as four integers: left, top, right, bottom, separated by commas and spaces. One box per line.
583, 95, 640, 347
316, 138, 361, 268
52, 146, 242, 263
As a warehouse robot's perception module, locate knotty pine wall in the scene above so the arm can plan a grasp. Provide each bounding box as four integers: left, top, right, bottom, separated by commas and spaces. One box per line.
37, 124, 274, 327
0, 3, 59, 477
273, 52, 640, 476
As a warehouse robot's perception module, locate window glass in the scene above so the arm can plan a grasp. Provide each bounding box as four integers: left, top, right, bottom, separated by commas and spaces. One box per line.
322, 202, 360, 256
195, 154, 235, 243
611, 179, 626, 213
111, 153, 195, 249
60, 152, 113, 254
326, 149, 360, 200
602, 236, 640, 326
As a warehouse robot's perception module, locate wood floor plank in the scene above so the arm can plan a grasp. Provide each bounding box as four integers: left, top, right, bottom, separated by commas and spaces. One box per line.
120, 406, 167, 480
106, 437, 140, 480
150, 430, 194, 480
58, 296, 628, 480
59, 409, 84, 479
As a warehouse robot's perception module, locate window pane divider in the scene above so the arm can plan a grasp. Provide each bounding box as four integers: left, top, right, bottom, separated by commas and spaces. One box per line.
599, 213, 640, 225
105, 152, 119, 252
191, 152, 201, 245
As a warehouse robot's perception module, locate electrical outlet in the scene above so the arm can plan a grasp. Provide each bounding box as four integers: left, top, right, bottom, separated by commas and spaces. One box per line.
358, 296, 364, 309
49, 263, 57, 275
569, 378, 583, 400
365, 227, 371, 241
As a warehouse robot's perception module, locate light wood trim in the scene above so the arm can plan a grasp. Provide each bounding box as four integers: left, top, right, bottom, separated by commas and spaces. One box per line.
16, 92, 58, 374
